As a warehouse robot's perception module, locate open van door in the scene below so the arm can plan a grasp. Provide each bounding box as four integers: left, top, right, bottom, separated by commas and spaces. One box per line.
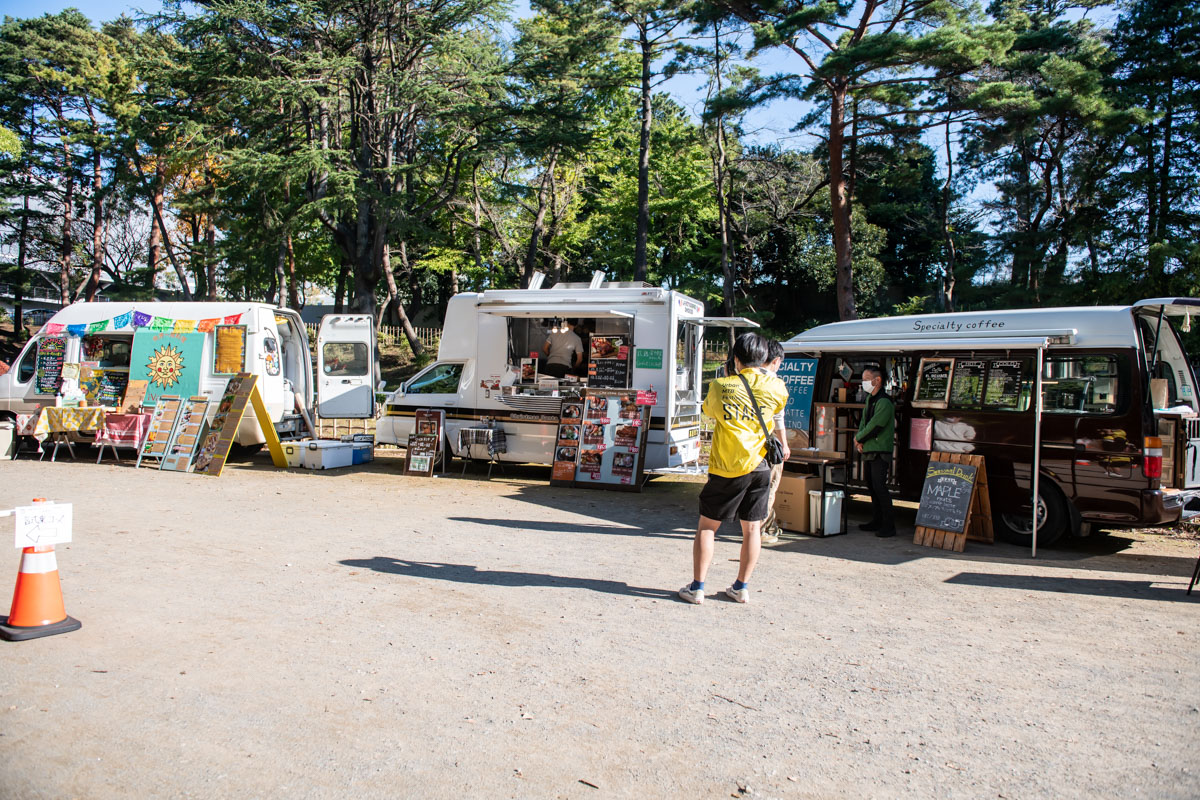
316, 314, 377, 418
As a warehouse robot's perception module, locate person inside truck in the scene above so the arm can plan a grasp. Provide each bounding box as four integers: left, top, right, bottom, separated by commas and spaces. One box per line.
541, 318, 584, 379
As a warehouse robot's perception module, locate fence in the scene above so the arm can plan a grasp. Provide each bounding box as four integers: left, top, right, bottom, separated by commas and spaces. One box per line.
303, 322, 441, 352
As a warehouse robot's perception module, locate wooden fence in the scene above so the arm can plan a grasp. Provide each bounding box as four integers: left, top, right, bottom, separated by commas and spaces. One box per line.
304, 323, 441, 351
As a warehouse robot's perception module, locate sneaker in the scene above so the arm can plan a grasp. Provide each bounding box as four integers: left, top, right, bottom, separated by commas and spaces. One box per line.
678, 586, 704, 604
724, 585, 750, 603
760, 530, 780, 544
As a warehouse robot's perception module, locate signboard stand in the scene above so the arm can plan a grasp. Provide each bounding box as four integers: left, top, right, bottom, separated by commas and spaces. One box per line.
551, 389, 650, 492
136, 396, 183, 468
161, 396, 211, 472
193, 373, 289, 477
913, 452, 993, 552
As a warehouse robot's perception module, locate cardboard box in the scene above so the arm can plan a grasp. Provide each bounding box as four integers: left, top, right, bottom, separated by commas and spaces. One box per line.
773, 474, 821, 533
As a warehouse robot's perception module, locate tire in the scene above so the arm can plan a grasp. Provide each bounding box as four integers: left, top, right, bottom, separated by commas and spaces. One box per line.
995, 481, 1070, 547
229, 442, 265, 459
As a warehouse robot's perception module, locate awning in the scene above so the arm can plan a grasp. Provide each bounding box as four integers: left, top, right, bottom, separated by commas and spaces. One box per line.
689, 316, 760, 329
476, 304, 635, 319
1132, 297, 1200, 316
785, 335, 1060, 354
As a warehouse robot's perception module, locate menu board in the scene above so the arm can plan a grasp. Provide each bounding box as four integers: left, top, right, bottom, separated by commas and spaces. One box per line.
136, 395, 183, 466
415, 408, 445, 438
194, 373, 257, 477
120, 380, 149, 412
34, 336, 66, 394
984, 360, 1025, 409
405, 434, 439, 476
562, 389, 649, 490
519, 357, 539, 383
949, 360, 986, 407
587, 336, 630, 388
80, 368, 130, 408
913, 357, 954, 408
161, 396, 210, 472
214, 326, 246, 374
551, 401, 584, 483
914, 460, 978, 534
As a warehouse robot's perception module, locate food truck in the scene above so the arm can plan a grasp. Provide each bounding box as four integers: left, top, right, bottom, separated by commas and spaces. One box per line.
0, 302, 314, 447
376, 282, 755, 476
783, 298, 1200, 545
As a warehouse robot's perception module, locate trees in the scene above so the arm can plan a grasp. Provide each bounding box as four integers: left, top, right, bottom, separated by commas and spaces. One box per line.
692, 0, 1011, 319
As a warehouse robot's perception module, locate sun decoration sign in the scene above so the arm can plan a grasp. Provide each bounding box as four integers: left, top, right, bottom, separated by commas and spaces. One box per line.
146, 344, 187, 389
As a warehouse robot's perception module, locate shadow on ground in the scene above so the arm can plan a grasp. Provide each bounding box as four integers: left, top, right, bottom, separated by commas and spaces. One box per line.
338, 557, 675, 600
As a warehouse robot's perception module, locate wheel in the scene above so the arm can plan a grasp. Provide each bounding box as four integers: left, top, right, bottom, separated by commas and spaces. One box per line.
995, 481, 1069, 547
229, 442, 265, 459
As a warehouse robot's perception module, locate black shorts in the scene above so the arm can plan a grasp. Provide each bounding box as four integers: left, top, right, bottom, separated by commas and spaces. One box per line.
699, 461, 771, 522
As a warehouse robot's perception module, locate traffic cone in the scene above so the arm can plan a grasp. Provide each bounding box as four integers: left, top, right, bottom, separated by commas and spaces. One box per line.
0, 499, 81, 642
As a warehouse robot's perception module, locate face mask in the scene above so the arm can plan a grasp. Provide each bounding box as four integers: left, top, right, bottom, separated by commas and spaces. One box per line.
862, 379, 876, 393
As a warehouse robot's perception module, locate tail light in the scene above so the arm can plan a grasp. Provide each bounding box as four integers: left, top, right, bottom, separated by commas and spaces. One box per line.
1143, 436, 1163, 479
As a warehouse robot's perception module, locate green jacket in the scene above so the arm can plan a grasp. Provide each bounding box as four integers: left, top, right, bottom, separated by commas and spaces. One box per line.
856, 392, 895, 454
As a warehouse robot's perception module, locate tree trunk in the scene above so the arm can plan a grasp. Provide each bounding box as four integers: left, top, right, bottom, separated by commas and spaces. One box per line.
147, 160, 165, 289
1154, 87, 1173, 287
940, 122, 957, 312
522, 150, 557, 288
634, 22, 653, 284
828, 82, 856, 320
386, 246, 425, 356
86, 142, 104, 301
58, 137, 74, 306
285, 230, 301, 310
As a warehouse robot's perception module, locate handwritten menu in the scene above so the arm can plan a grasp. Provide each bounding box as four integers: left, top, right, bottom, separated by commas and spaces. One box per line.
88, 369, 129, 408
405, 434, 439, 476
34, 336, 66, 394
914, 461, 978, 533
136, 395, 183, 466
913, 357, 954, 408
214, 326, 246, 374
194, 373, 257, 477
587, 336, 630, 388
161, 396, 210, 472
120, 380, 148, 412
949, 360, 986, 407
984, 360, 1025, 409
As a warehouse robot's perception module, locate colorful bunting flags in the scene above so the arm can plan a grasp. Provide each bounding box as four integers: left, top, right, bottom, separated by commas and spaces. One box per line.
43, 323, 65, 334
112, 311, 133, 330
42, 309, 253, 338
223, 313, 243, 324
197, 318, 219, 332
132, 310, 152, 328
150, 316, 173, 331
173, 319, 197, 333
66, 324, 87, 337
87, 320, 109, 333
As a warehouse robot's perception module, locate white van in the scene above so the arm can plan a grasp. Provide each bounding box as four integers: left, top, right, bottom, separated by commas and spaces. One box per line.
377, 283, 754, 469
0, 302, 315, 447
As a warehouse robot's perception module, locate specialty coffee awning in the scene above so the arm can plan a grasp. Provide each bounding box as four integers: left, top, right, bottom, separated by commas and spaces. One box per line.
475, 303, 635, 319
692, 316, 761, 329
785, 334, 1068, 354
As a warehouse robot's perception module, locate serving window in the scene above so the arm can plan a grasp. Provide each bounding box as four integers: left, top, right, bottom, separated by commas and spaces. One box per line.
506, 316, 634, 385
81, 335, 131, 369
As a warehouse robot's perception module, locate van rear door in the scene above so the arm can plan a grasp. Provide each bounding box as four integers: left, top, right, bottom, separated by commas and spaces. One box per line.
316, 315, 377, 418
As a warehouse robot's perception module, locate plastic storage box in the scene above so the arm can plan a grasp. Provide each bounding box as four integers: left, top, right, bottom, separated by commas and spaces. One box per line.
808, 489, 845, 536
282, 440, 310, 468
302, 440, 355, 470
351, 442, 373, 465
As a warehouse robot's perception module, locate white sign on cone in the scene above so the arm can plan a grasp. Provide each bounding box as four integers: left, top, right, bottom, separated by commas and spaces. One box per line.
14, 503, 73, 548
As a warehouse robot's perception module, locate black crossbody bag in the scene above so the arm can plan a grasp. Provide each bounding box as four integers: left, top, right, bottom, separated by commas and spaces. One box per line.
738, 373, 786, 466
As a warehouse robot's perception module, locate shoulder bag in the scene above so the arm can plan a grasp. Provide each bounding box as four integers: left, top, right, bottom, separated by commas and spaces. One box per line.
737, 373, 786, 466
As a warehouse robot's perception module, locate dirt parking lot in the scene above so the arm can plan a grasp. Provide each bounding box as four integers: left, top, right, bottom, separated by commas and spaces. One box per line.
1, 454, 1198, 799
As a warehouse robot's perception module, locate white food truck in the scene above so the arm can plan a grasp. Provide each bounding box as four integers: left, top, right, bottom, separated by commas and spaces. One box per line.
376, 283, 755, 469
0, 302, 319, 447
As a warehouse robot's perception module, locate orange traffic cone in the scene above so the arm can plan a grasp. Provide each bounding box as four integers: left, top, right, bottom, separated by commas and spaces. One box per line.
0, 500, 81, 642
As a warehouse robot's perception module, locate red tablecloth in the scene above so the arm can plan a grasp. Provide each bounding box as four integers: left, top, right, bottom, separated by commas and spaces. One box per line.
15, 413, 39, 437
95, 413, 153, 449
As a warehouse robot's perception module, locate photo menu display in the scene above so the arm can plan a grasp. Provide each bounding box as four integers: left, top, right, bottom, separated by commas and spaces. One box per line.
587, 336, 630, 388
575, 389, 648, 487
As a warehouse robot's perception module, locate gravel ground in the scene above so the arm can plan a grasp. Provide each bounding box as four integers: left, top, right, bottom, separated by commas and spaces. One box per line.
1, 454, 1197, 799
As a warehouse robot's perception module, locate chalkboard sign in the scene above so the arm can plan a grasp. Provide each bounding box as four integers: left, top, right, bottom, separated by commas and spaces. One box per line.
34, 336, 66, 395
93, 369, 129, 408
984, 360, 1026, 409
913, 357, 954, 408
405, 434, 439, 476
949, 360, 986, 407
587, 336, 630, 388
914, 461, 978, 533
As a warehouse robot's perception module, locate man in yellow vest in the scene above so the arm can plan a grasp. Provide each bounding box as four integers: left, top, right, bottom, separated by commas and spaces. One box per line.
679, 333, 789, 605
